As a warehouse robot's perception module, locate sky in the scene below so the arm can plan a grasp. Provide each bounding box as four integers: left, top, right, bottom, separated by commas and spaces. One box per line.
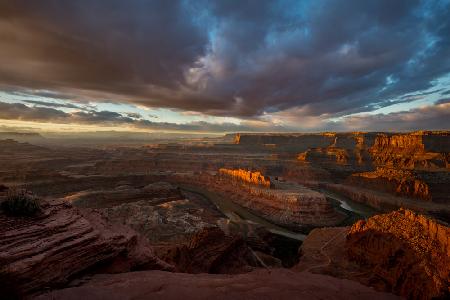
0, 0, 449, 134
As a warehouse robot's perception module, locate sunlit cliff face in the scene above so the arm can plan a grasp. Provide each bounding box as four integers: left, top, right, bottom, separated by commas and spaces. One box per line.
0, 0, 449, 134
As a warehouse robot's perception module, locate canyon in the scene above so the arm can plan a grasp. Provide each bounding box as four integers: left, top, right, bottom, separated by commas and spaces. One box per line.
0, 130, 448, 299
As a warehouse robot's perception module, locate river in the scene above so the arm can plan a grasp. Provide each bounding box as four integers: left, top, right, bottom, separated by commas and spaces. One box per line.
179, 185, 307, 241
179, 184, 378, 242
319, 189, 378, 219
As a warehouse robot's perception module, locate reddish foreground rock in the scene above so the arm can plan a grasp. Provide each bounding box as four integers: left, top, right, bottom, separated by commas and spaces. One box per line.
36, 269, 399, 300
347, 208, 450, 299
0, 198, 172, 297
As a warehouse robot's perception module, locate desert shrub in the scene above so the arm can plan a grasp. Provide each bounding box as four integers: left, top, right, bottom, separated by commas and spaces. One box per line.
1, 189, 41, 216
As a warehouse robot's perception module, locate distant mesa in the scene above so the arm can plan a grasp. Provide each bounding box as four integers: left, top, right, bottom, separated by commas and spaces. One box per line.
0, 132, 44, 141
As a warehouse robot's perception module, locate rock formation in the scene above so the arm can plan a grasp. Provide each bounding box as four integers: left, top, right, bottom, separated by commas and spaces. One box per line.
346, 208, 450, 299
155, 227, 261, 274
100, 198, 216, 244
369, 131, 449, 170
0, 198, 172, 297
219, 168, 272, 188
234, 131, 449, 205
349, 168, 431, 200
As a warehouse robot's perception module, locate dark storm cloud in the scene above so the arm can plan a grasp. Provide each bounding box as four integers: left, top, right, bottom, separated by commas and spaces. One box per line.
0, 99, 447, 133
0, 102, 69, 121
435, 98, 450, 105
0, 101, 285, 132
0, 0, 449, 119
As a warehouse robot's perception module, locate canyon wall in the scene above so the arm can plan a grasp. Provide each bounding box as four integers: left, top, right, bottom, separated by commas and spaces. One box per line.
218, 168, 272, 188
369, 132, 449, 169
234, 131, 449, 203
349, 168, 431, 201
234, 131, 449, 170
346, 209, 450, 299
234, 133, 335, 151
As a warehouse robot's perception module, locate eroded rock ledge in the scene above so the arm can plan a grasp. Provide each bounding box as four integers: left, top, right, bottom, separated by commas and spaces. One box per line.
0, 198, 172, 297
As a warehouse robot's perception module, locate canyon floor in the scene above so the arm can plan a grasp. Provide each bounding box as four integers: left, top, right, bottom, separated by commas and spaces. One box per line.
0, 131, 449, 299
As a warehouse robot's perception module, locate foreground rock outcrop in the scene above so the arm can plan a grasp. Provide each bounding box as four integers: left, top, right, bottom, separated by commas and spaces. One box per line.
36, 269, 399, 300
155, 227, 261, 274
0, 198, 172, 297
347, 209, 450, 299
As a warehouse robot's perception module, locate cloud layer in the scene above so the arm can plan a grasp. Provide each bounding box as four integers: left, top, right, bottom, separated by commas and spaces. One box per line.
1, 99, 448, 133
0, 0, 449, 131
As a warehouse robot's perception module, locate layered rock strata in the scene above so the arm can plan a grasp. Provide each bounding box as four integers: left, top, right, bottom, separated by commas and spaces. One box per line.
369, 132, 449, 169
0, 198, 172, 296
349, 168, 431, 200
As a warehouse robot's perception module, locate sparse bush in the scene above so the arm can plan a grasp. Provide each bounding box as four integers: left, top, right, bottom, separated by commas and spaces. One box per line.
1, 189, 41, 217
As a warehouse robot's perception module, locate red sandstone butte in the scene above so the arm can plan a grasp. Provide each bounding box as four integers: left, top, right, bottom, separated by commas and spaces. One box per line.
219, 168, 272, 188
